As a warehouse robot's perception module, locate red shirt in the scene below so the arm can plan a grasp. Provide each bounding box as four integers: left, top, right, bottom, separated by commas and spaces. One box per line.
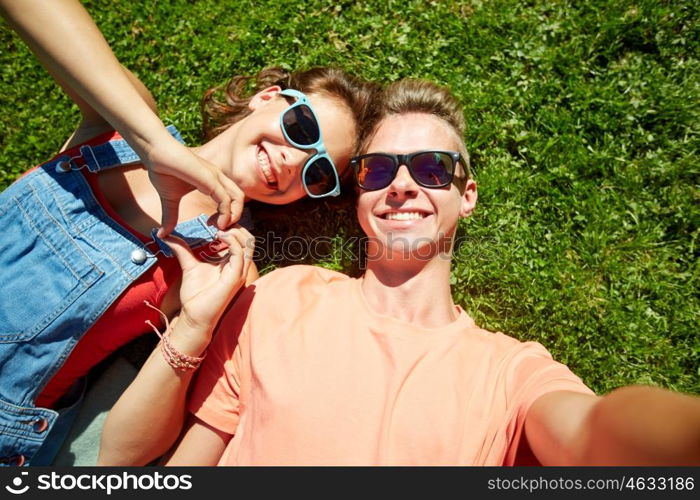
35, 132, 182, 408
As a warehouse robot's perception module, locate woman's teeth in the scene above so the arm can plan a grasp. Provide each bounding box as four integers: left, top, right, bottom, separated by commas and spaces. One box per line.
257, 150, 276, 185
383, 211, 426, 221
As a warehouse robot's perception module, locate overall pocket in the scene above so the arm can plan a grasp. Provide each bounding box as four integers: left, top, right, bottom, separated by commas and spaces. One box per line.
0, 183, 103, 343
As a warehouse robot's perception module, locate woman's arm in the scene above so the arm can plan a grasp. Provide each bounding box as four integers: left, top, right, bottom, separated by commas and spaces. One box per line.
98, 228, 254, 466
0, 0, 242, 234
61, 65, 159, 152
98, 315, 205, 465
161, 416, 231, 466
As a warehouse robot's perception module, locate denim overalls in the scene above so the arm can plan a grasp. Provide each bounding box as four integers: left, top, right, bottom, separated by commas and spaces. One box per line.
0, 126, 243, 466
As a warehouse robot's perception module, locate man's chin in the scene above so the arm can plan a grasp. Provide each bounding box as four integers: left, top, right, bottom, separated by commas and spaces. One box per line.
365, 238, 441, 262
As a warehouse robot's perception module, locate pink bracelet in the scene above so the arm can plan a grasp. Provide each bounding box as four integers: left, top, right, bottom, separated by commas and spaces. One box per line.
144, 301, 207, 372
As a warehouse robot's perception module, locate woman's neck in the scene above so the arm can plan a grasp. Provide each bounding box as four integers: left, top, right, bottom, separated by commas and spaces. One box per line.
190, 120, 241, 172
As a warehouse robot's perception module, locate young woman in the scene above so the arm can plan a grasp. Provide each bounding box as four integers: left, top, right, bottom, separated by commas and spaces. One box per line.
0, 0, 376, 466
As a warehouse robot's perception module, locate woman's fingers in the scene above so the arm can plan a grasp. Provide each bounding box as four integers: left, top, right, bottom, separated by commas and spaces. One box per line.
166, 227, 254, 303
229, 227, 255, 277
155, 163, 232, 238
217, 172, 245, 225
148, 143, 245, 238
215, 230, 249, 290
162, 234, 199, 272
157, 194, 182, 238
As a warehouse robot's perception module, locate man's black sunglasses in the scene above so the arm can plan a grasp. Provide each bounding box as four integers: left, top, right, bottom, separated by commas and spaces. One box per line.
351, 150, 468, 191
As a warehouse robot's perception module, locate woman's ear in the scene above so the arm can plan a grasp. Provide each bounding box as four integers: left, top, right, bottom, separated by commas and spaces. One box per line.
459, 179, 478, 217
248, 85, 283, 111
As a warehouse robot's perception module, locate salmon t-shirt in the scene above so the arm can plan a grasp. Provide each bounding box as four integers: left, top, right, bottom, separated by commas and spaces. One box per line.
188, 265, 593, 465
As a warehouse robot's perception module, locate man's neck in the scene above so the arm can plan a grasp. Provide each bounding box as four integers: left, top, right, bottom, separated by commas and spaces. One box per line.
361, 254, 458, 329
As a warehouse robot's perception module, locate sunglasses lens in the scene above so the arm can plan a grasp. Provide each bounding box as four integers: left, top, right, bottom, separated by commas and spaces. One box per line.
411, 152, 453, 187
282, 105, 320, 146
357, 156, 396, 190
304, 157, 337, 196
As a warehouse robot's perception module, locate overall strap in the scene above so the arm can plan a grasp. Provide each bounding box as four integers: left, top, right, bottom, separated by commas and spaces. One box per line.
52, 124, 253, 253
148, 215, 218, 258
146, 209, 254, 258
57, 125, 184, 173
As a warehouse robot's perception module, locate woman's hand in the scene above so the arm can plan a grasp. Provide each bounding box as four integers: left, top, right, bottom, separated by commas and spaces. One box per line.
145, 136, 245, 238
164, 227, 255, 343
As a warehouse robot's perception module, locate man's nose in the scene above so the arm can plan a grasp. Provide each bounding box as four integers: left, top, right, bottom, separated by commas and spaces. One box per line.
387, 164, 419, 198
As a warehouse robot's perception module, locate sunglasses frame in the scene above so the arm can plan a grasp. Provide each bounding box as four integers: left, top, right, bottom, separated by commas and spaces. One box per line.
278, 88, 341, 198
350, 150, 467, 191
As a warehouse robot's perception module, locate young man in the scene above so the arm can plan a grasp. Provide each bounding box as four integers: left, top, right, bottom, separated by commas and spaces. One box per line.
100, 80, 700, 466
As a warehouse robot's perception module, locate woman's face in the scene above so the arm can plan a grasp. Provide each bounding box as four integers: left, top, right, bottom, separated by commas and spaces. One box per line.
227, 90, 356, 204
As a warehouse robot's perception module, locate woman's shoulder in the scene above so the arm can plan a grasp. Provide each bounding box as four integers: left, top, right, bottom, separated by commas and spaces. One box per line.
60, 124, 119, 153
57, 124, 184, 161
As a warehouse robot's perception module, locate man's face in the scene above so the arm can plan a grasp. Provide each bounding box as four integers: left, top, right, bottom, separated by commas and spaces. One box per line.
356, 112, 477, 261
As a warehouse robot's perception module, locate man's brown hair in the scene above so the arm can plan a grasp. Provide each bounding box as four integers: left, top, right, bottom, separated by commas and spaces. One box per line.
361, 79, 471, 186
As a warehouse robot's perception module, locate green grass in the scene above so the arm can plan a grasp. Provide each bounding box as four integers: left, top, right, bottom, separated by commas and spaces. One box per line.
1, 0, 698, 395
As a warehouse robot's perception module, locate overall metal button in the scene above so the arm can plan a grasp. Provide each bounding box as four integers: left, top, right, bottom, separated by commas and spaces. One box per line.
33, 418, 49, 433
55, 161, 71, 173
0, 455, 25, 466
131, 248, 148, 265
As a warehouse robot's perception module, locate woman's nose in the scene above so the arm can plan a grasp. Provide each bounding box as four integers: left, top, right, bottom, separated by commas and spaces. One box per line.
279, 146, 310, 189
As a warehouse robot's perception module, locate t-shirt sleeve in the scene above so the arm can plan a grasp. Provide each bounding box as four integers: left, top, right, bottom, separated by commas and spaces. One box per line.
501, 341, 595, 465
187, 285, 255, 435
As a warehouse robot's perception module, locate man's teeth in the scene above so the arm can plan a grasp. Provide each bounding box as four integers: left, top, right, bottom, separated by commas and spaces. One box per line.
257, 150, 276, 185
384, 211, 426, 221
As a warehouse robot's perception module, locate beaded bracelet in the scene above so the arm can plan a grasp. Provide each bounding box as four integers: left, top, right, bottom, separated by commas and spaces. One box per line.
144, 300, 207, 372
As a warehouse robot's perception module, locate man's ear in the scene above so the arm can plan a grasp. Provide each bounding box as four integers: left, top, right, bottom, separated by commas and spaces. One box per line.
248, 85, 283, 111
459, 179, 478, 217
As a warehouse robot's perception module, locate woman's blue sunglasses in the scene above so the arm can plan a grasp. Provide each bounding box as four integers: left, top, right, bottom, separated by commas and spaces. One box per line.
279, 89, 340, 198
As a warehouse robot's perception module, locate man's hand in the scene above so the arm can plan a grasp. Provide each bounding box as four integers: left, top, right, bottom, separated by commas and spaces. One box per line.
525, 386, 700, 465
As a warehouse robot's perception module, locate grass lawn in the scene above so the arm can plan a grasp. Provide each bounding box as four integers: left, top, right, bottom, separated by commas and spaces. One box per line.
1, 0, 698, 395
